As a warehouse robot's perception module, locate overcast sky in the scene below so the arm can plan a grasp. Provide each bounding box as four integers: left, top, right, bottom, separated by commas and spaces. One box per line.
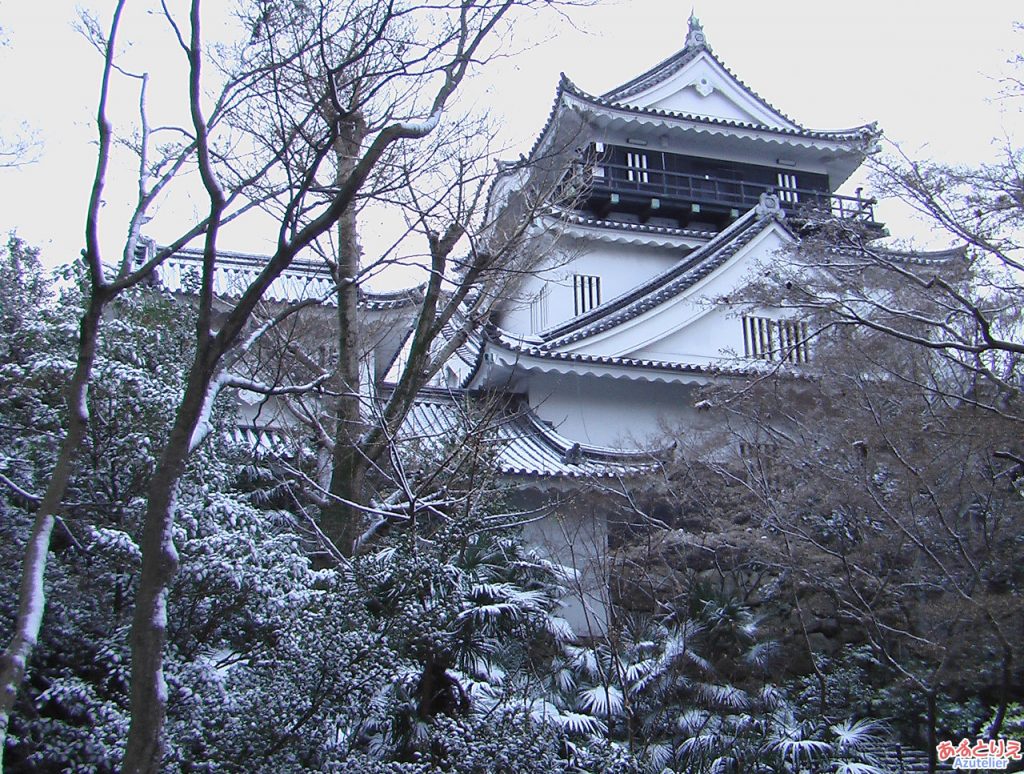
1, 0, 1020, 272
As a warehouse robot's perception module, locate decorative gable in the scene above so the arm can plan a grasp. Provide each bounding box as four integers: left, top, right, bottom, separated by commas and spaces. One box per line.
602, 14, 801, 131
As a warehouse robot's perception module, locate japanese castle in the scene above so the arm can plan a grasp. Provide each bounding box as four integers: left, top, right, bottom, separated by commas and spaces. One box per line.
149, 15, 956, 633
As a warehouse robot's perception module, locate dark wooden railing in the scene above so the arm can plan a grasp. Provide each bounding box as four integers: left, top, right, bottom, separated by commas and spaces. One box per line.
585, 161, 876, 223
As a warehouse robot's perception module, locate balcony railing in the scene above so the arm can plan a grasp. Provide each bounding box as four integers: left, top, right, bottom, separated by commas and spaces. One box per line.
582, 161, 876, 224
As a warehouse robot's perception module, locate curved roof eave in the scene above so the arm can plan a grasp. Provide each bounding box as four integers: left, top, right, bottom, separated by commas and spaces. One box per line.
602, 42, 804, 129
481, 328, 778, 385
541, 207, 717, 248
565, 78, 879, 144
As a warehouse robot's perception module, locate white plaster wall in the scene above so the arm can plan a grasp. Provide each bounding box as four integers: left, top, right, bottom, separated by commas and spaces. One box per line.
630, 303, 746, 363
499, 238, 684, 336
522, 502, 610, 638
649, 84, 759, 124
527, 372, 708, 448
625, 57, 787, 126
562, 225, 790, 361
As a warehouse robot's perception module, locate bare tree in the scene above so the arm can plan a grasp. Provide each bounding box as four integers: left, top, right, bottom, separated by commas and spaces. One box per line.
686, 313, 1024, 772
108, 0, 577, 769
0, 1, 218, 757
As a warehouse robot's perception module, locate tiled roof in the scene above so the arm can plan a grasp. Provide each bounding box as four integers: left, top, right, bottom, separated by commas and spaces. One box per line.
227, 425, 297, 457
872, 245, 967, 266
484, 329, 768, 381
547, 207, 717, 242
391, 388, 669, 478
144, 243, 423, 310
225, 389, 666, 479
564, 76, 879, 143
600, 33, 805, 131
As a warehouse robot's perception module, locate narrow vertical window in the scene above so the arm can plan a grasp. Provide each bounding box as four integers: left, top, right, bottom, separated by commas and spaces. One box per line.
777, 319, 810, 363
573, 274, 602, 316
743, 316, 810, 363
626, 151, 649, 184
591, 141, 606, 178
776, 172, 799, 203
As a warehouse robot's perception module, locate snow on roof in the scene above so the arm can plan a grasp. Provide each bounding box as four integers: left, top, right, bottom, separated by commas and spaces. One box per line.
144, 243, 423, 309
225, 387, 665, 479
601, 14, 801, 130
482, 328, 772, 383
545, 207, 718, 247
398, 388, 668, 478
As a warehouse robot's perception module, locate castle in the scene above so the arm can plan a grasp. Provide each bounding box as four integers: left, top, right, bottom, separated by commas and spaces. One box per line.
148, 16, 954, 634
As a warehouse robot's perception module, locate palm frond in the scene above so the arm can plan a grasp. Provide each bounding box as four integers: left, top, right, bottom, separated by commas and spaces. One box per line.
677, 709, 711, 735
696, 681, 750, 710
564, 645, 599, 678
577, 684, 625, 718
771, 737, 833, 764
643, 740, 675, 772
625, 657, 657, 687
555, 711, 608, 737
553, 663, 577, 694
544, 614, 576, 642
830, 717, 887, 751
743, 640, 779, 669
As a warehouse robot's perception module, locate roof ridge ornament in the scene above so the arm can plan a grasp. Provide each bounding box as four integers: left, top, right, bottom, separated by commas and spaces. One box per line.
685, 11, 707, 49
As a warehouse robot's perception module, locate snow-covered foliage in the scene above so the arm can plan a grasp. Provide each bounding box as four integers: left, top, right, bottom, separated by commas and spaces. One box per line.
0, 246, 629, 770
1, 242, 892, 771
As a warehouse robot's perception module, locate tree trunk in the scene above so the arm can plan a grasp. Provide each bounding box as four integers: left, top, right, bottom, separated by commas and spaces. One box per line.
122, 366, 212, 773
322, 115, 368, 556
0, 294, 105, 766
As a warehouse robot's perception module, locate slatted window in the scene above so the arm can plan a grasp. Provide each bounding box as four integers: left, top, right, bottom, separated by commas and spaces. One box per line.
776, 172, 799, 203
743, 316, 810, 363
626, 151, 649, 184
573, 274, 601, 316
529, 284, 549, 333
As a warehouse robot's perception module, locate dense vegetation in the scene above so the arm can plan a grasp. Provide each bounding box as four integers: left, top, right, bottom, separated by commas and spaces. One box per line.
3, 217, 1022, 771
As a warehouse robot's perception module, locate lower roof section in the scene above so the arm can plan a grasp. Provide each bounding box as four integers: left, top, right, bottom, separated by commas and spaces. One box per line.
227, 387, 670, 480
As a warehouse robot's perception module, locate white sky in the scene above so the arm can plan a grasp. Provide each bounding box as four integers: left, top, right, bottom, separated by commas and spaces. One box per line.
0, 0, 1021, 274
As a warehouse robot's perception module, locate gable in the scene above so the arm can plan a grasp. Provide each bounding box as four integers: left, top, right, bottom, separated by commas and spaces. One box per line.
555, 222, 794, 361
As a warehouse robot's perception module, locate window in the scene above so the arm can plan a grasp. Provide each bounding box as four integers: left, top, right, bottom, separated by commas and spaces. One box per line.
529, 284, 549, 333
776, 172, 799, 203
743, 316, 810, 363
573, 274, 601, 316
592, 141, 606, 180
626, 151, 649, 184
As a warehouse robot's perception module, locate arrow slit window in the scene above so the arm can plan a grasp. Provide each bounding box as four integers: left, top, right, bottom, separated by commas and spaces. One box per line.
626, 151, 649, 184
743, 316, 810, 363
776, 172, 799, 203
574, 274, 602, 315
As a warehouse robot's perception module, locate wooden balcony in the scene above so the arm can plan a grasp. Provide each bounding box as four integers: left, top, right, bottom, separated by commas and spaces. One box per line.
570, 160, 879, 231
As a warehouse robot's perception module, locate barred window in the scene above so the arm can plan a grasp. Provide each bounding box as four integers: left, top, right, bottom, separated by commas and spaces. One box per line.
529, 284, 549, 333
776, 172, 799, 203
743, 316, 810, 363
626, 151, 649, 184
573, 274, 602, 316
